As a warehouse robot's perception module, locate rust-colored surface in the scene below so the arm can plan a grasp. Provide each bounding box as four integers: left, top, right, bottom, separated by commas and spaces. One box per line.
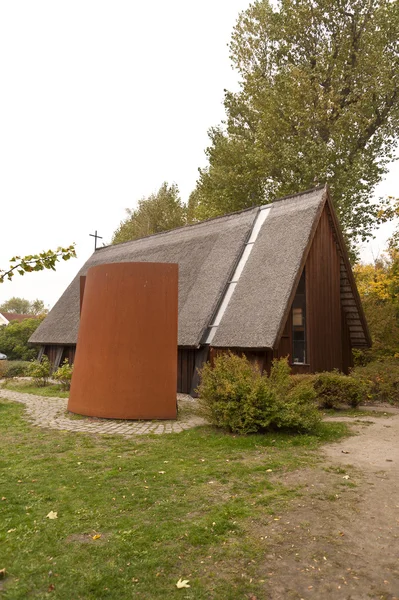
68, 262, 178, 419
79, 276, 86, 315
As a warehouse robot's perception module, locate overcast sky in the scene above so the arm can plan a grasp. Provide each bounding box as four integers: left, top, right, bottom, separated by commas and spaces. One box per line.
1, 1, 398, 310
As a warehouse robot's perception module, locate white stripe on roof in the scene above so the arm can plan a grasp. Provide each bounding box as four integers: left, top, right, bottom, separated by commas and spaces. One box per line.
205, 205, 272, 344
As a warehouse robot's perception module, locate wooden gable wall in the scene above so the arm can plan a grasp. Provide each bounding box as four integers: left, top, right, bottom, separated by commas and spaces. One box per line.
305, 204, 342, 372
275, 203, 350, 373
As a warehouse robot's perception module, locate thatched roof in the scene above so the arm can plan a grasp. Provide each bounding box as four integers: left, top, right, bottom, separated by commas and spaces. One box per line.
30, 207, 259, 347
212, 188, 324, 348
30, 185, 370, 349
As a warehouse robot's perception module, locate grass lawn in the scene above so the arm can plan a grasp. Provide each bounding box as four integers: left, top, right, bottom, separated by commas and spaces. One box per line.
0, 397, 349, 600
1, 380, 69, 399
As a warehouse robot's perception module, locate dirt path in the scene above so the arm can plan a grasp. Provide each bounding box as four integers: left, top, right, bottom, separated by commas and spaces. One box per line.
259, 408, 399, 600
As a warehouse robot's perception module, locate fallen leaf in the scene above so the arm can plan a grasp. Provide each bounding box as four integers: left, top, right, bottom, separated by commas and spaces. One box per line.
176, 578, 190, 589
92, 534, 102, 540
341, 451, 350, 454
1, 497, 5, 501
158, 471, 166, 475
48, 584, 55, 592
342, 475, 350, 480
7, 529, 16, 533
0, 569, 6, 579
266, 469, 273, 472
46, 511, 58, 520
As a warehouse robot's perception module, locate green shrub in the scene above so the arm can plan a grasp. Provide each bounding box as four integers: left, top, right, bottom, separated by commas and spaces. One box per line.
198, 353, 321, 434
53, 359, 73, 391
313, 371, 366, 408
28, 356, 51, 387
1, 360, 31, 379
0, 360, 8, 378
351, 358, 399, 405
0, 317, 43, 361
274, 380, 320, 432
197, 352, 263, 434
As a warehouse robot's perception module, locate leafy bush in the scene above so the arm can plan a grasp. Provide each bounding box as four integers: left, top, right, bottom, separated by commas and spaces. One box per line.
28, 356, 51, 387
351, 358, 399, 405
198, 353, 320, 434
53, 359, 73, 391
5, 361, 31, 379
275, 380, 319, 432
0, 317, 44, 361
0, 360, 8, 378
312, 371, 366, 409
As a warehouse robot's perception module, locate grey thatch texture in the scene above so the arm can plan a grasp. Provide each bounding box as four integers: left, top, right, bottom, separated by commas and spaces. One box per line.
30, 208, 259, 347
212, 188, 325, 348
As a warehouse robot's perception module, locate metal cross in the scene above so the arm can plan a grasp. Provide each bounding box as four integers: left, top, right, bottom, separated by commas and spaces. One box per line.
89, 230, 103, 251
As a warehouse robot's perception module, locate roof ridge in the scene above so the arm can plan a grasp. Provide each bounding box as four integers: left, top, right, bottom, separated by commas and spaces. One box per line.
97, 205, 260, 252
270, 184, 326, 204
96, 185, 326, 253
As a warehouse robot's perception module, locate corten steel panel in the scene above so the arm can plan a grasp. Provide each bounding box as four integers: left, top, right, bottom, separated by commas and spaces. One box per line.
68, 262, 178, 419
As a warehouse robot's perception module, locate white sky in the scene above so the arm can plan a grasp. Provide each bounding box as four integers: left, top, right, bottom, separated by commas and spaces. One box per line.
0, 1, 398, 310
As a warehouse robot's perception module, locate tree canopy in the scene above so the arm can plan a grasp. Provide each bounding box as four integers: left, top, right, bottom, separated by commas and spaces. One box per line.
112, 183, 188, 244
0, 317, 44, 361
192, 0, 399, 249
0, 297, 48, 315
354, 243, 399, 359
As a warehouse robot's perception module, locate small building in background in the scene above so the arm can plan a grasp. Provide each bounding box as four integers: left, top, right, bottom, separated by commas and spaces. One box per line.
29, 185, 371, 394
0, 312, 36, 326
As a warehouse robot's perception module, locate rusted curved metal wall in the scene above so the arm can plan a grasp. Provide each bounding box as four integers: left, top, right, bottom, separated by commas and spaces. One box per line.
68, 262, 178, 419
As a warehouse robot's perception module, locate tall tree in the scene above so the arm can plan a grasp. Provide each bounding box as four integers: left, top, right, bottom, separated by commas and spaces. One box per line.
0, 297, 48, 315
29, 299, 48, 316
112, 183, 187, 244
193, 0, 399, 248
0, 297, 31, 314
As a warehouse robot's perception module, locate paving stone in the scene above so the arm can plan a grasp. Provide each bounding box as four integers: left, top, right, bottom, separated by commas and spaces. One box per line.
0, 388, 207, 437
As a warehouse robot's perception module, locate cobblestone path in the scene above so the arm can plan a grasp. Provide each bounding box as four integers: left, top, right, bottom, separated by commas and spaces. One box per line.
0, 388, 206, 436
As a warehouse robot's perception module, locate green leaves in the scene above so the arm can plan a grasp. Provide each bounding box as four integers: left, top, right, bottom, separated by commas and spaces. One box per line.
0, 245, 76, 284
0, 297, 48, 315
112, 183, 187, 244
0, 319, 43, 361
192, 0, 399, 252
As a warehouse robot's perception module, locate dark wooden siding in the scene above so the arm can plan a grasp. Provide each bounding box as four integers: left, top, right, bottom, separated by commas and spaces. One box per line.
177, 349, 196, 394
276, 312, 292, 361
61, 346, 76, 365
341, 310, 353, 374
276, 205, 343, 373
306, 205, 342, 372
43, 345, 76, 371
43, 345, 61, 365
